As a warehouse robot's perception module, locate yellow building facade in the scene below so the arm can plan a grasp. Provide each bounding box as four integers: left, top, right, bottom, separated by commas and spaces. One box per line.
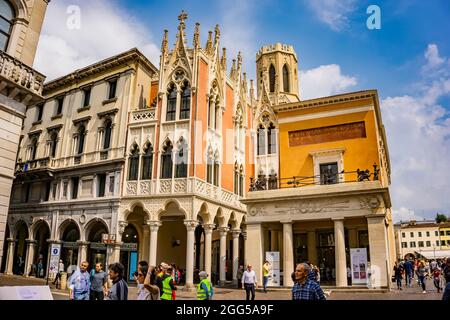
439, 222, 450, 249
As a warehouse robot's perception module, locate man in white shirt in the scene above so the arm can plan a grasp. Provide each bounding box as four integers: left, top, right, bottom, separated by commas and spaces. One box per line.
242, 264, 258, 300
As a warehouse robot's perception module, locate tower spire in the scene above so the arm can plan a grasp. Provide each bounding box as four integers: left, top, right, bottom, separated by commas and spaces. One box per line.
193, 22, 200, 49
205, 30, 213, 55
161, 29, 168, 55
221, 47, 227, 70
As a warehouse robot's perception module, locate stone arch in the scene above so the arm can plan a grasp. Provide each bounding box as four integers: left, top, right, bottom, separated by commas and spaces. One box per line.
30, 219, 51, 241
213, 207, 226, 228
57, 219, 81, 241
156, 199, 188, 220
11, 219, 29, 239
197, 202, 212, 224
8, 0, 29, 20
228, 211, 239, 229
123, 200, 151, 222
84, 218, 110, 241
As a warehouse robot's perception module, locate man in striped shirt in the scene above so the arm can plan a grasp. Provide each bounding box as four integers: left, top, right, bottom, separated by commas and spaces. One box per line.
105, 262, 128, 300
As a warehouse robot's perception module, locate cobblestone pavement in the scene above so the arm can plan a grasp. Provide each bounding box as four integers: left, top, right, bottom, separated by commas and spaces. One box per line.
0, 274, 444, 300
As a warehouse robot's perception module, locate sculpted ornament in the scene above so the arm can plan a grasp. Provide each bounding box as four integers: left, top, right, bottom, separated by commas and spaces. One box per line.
359, 197, 381, 209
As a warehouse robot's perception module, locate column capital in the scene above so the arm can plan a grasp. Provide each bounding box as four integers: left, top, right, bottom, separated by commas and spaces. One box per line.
6, 238, 15, 243
46, 239, 63, 244
241, 231, 247, 240
203, 224, 216, 233
118, 221, 128, 234
146, 220, 162, 232
218, 227, 230, 236
25, 239, 38, 245
76, 240, 90, 246
332, 217, 345, 221
231, 229, 241, 238
184, 220, 199, 231
280, 220, 293, 225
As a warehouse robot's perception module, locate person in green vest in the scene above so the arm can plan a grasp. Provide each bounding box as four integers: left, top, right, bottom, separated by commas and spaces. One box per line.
197, 271, 214, 300
157, 263, 177, 300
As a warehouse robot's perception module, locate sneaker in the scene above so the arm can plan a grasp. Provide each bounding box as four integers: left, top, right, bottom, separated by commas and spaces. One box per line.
422, 291, 426, 294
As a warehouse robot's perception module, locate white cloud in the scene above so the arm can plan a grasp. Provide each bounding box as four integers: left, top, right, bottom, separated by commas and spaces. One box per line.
34, 0, 161, 81
299, 64, 357, 99
392, 207, 425, 223
424, 44, 445, 69
305, 0, 358, 32
382, 44, 450, 222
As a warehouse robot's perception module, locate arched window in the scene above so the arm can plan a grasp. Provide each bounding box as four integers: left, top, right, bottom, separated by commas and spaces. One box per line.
30, 138, 38, 160
239, 165, 244, 197
103, 119, 112, 150
213, 159, 220, 187
269, 64, 276, 93
166, 84, 177, 121
180, 82, 191, 120
50, 133, 58, 158
206, 154, 213, 184
234, 163, 239, 194
283, 64, 290, 93
128, 144, 140, 181
257, 125, 266, 155
0, 0, 15, 52
175, 139, 188, 178
268, 123, 276, 154
161, 141, 173, 179
77, 126, 86, 155
141, 143, 153, 180
214, 102, 220, 130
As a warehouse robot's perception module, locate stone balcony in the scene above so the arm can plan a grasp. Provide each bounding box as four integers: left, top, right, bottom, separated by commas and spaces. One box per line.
0, 50, 45, 107
130, 108, 156, 123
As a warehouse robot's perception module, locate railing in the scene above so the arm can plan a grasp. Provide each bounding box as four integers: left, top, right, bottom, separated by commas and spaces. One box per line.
131, 108, 156, 123
15, 157, 50, 172
249, 164, 380, 192
0, 50, 45, 96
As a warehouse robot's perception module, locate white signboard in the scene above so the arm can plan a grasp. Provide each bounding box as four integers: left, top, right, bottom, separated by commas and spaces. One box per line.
350, 248, 368, 285
0, 286, 53, 300
49, 243, 61, 278
265, 251, 280, 287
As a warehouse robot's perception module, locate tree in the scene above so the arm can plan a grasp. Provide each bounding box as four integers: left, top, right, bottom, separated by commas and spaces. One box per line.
435, 213, 448, 223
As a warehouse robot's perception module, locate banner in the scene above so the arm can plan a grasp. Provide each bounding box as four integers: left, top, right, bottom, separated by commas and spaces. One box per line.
265, 252, 280, 287
49, 243, 61, 278
350, 248, 368, 285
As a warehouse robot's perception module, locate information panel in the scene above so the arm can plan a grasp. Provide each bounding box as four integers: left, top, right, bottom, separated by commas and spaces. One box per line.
350, 248, 368, 285
265, 251, 280, 287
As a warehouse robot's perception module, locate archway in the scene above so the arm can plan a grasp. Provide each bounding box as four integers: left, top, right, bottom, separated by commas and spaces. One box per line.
60, 221, 80, 275
157, 201, 187, 284
33, 221, 50, 278
86, 220, 108, 272
120, 224, 139, 282
13, 221, 28, 275
0, 224, 10, 273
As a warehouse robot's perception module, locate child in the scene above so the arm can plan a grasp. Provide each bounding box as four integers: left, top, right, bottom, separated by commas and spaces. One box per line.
433, 268, 444, 293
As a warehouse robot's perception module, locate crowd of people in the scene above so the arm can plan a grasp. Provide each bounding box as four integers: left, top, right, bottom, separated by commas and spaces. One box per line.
393, 257, 450, 298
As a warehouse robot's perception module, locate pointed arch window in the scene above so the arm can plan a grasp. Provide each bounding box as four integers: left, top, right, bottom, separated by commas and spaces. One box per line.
257, 125, 266, 155
180, 82, 191, 119
213, 158, 220, 187
239, 165, 244, 197
128, 144, 140, 181
268, 123, 276, 154
103, 119, 112, 150
234, 162, 239, 194
50, 133, 58, 158
269, 64, 276, 93
166, 84, 177, 121
175, 138, 188, 178
30, 138, 38, 161
283, 64, 290, 93
141, 143, 153, 180
77, 126, 86, 155
206, 153, 213, 184
0, 0, 15, 52
161, 141, 173, 179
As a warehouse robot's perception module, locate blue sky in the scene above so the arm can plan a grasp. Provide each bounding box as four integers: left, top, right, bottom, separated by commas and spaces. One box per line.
34, 0, 450, 222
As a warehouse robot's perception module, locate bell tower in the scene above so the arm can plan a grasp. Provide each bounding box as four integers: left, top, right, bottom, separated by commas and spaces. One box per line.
256, 43, 300, 104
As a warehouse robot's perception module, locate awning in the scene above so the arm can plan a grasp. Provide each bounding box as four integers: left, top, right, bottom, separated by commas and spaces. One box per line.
415, 250, 450, 259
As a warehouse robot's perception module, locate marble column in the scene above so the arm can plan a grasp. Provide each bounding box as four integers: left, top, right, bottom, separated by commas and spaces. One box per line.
231, 229, 241, 285
282, 222, 294, 287
203, 224, 215, 278
24, 239, 37, 277
219, 227, 229, 285
5, 238, 15, 275
184, 220, 199, 291
367, 215, 389, 288
244, 224, 263, 282
77, 241, 89, 265
307, 231, 317, 265
333, 218, 347, 287
147, 221, 161, 267
142, 227, 150, 262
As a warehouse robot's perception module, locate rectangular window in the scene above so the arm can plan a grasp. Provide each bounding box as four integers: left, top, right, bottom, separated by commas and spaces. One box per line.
63, 181, 68, 197
402, 232, 405, 238
56, 96, 64, 115
83, 87, 91, 107
410, 242, 416, 248
166, 95, 176, 121
426, 231, 430, 237
447, 240, 450, 246
71, 177, 79, 199
36, 104, 44, 121
98, 174, 106, 197
418, 232, 422, 237
52, 183, 57, 200
320, 162, 338, 185
401, 242, 407, 248
440, 231, 445, 236
410, 232, 414, 237
108, 79, 117, 100
418, 241, 424, 248
446, 231, 450, 236
435, 231, 439, 236
426, 241, 431, 247
437, 240, 440, 246
24, 184, 31, 203
109, 176, 115, 194
44, 182, 51, 202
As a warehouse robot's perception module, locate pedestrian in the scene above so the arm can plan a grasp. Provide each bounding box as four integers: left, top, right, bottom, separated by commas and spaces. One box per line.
105, 262, 128, 300
432, 267, 444, 293
89, 262, 108, 300
393, 261, 404, 290
292, 263, 326, 300
37, 258, 44, 278
53, 259, 65, 289
242, 264, 257, 301
442, 281, 450, 301
442, 257, 450, 284
346, 266, 352, 285
197, 271, 214, 300
236, 265, 244, 289
143, 266, 160, 300
156, 263, 177, 300
403, 258, 413, 287
135, 263, 151, 300
262, 260, 271, 293
417, 261, 428, 293
68, 261, 90, 300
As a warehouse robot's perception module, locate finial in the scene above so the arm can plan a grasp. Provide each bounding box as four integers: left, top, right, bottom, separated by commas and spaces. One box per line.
178, 10, 188, 25
162, 29, 169, 54
206, 30, 213, 55
193, 22, 200, 48
214, 24, 220, 46
221, 47, 227, 70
